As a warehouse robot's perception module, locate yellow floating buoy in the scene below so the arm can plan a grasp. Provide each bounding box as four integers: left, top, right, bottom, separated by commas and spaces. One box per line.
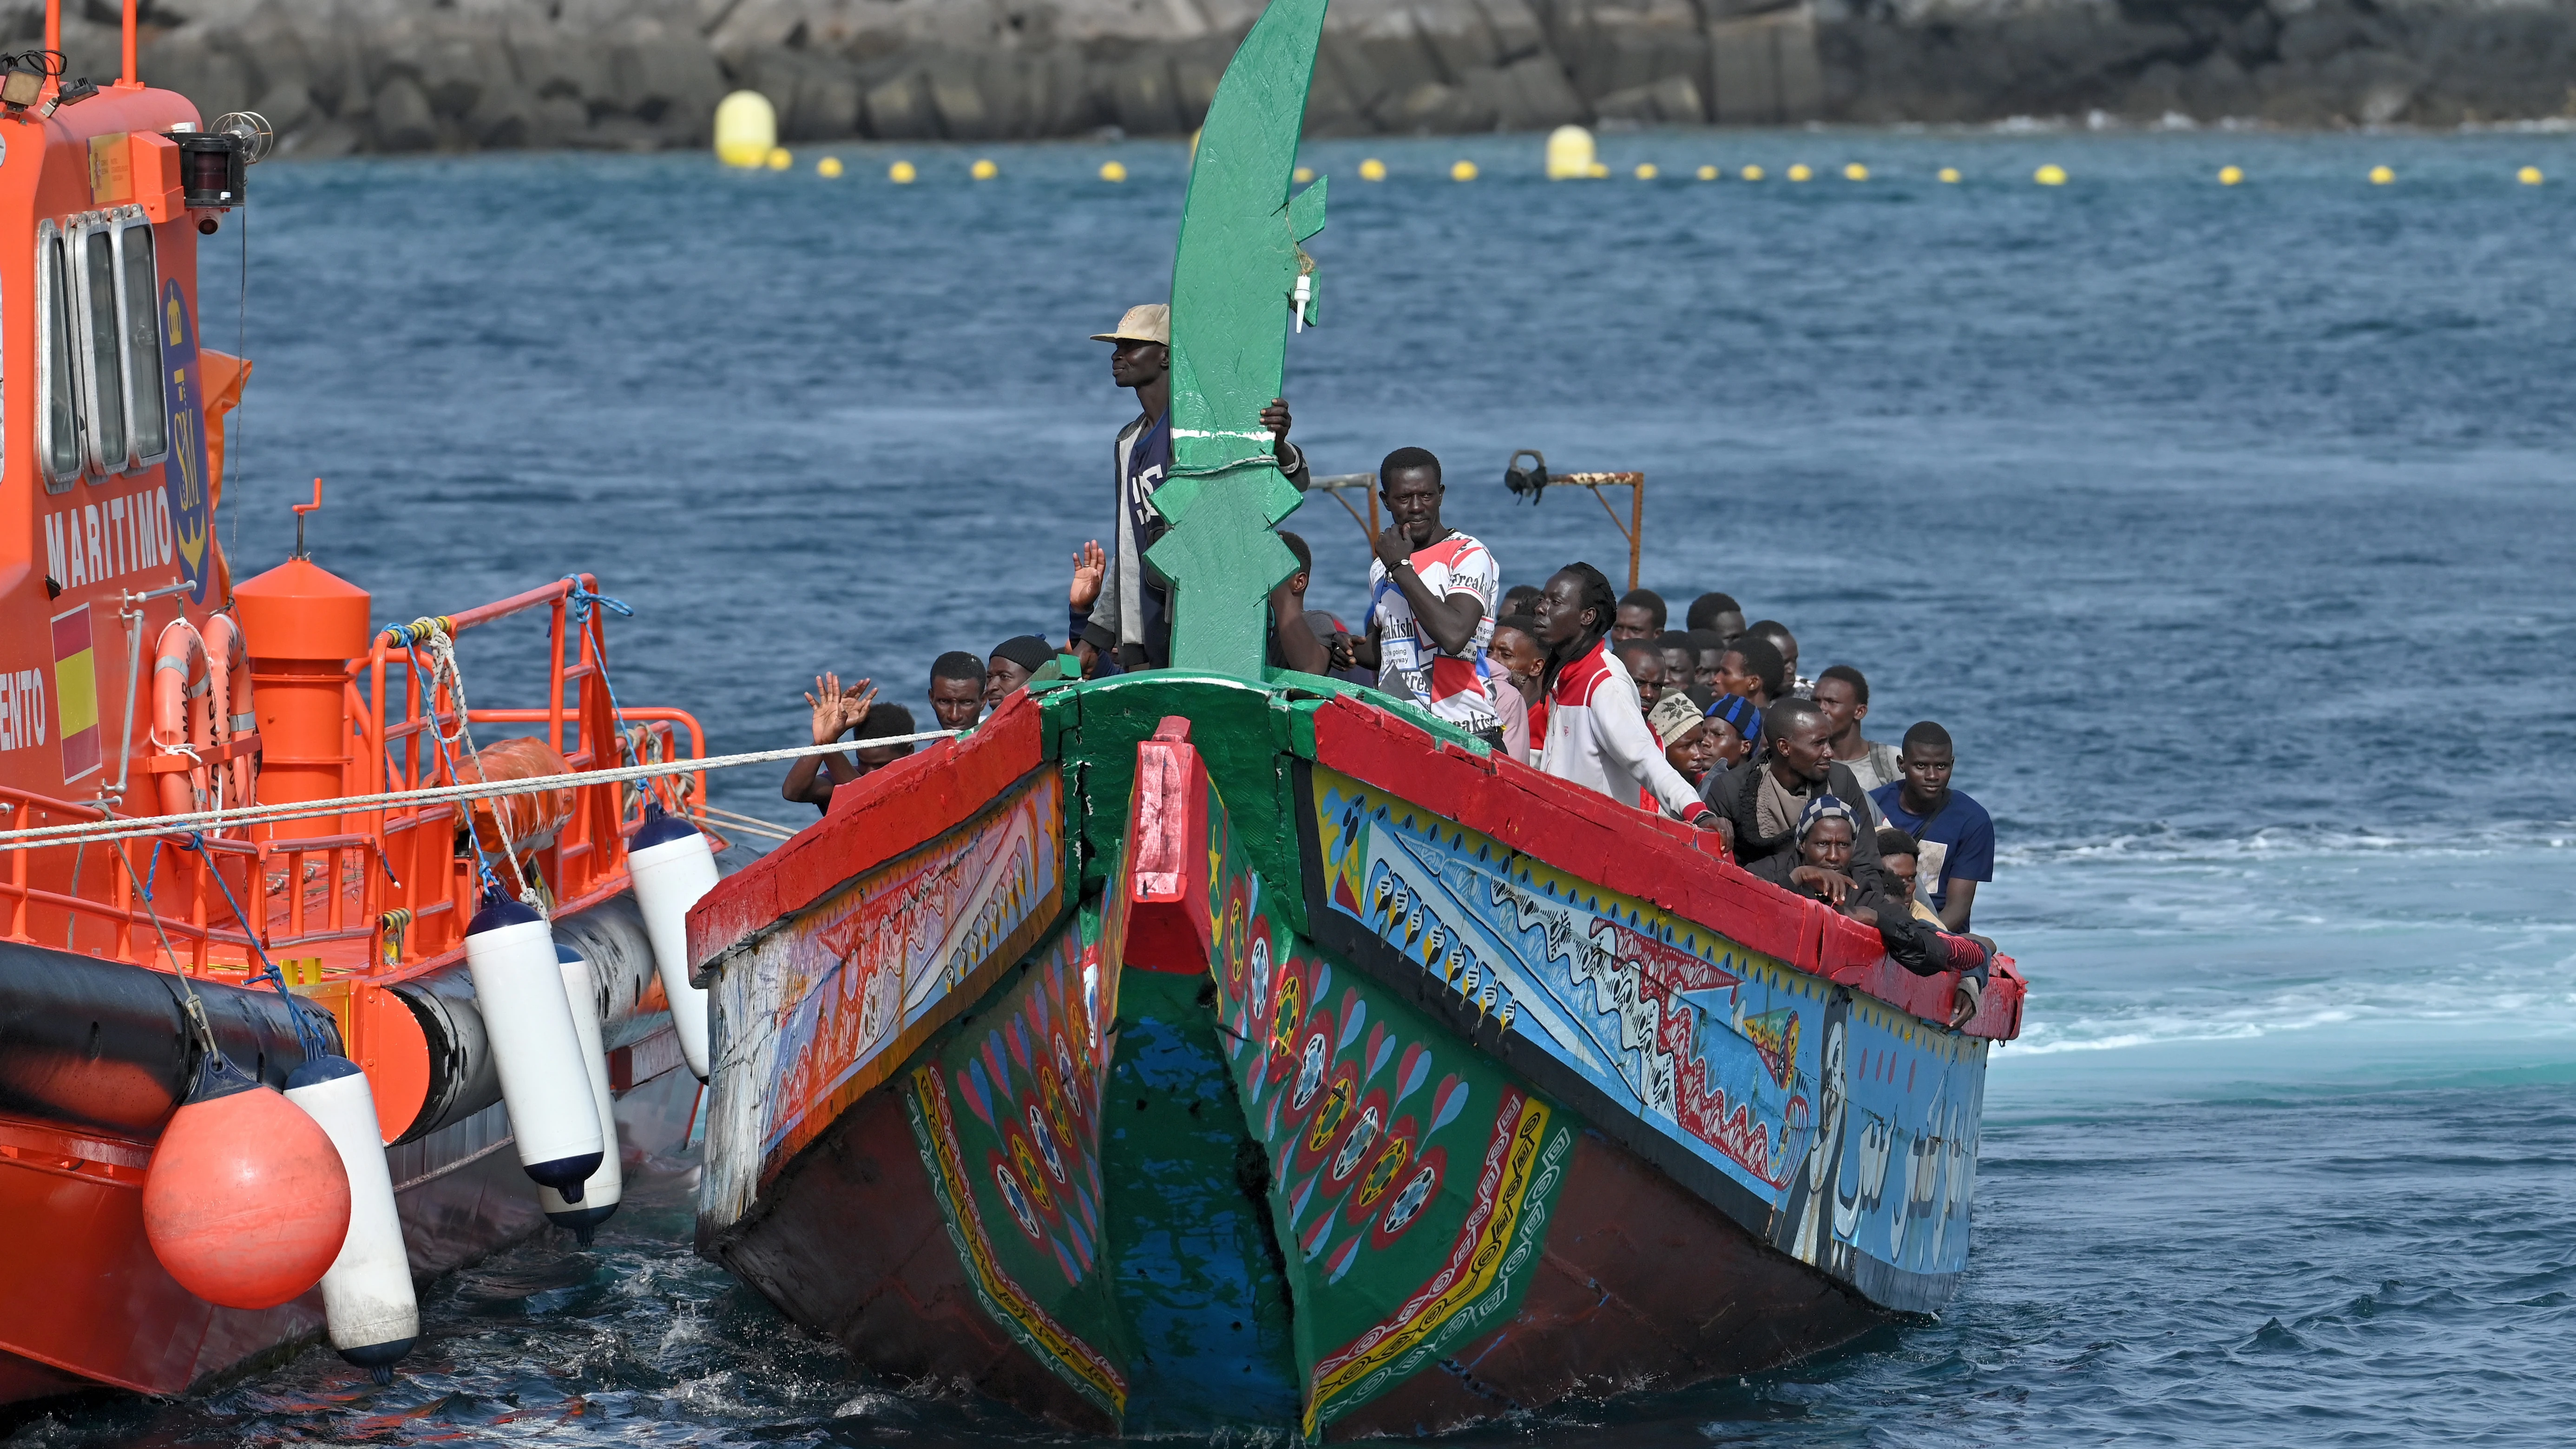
1587, 161, 1608, 178
1634, 163, 1658, 180
1359, 157, 1387, 181
2519, 165, 2544, 184
2368, 165, 2393, 185
888, 159, 916, 184
1294, 166, 1316, 184
971, 157, 999, 180
713, 91, 777, 169
2034, 164, 2067, 186
1451, 159, 1477, 182
1843, 162, 1868, 181
1100, 160, 1128, 183
1938, 167, 1961, 184
1741, 164, 1765, 182
1696, 164, 1717, 181
1787, 163, 1812, 182
2219, 165, 2243, 185
764, 147, 791, 171
816, 155, 842, 178
1545, 124, 1596, 180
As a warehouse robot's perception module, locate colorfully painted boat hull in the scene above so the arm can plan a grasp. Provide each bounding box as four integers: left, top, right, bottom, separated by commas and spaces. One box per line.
690, 676, 2023, 1436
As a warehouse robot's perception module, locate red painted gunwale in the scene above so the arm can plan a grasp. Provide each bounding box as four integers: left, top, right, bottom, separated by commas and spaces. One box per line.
1306, 697, 2024, 1039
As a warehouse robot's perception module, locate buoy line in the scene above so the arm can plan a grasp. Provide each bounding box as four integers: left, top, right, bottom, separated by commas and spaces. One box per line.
0, 729, 962, 853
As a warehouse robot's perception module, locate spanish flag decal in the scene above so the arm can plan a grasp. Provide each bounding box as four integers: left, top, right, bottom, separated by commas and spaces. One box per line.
52, 603, 101, 783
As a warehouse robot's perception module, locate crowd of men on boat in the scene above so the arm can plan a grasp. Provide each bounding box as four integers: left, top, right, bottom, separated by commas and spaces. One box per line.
785, 303, 1998, 1024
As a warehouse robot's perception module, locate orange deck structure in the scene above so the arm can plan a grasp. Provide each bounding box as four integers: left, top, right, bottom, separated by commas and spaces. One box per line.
0, 1, 714, 1405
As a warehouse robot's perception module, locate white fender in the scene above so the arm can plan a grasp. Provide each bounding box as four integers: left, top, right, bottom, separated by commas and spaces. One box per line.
283, 1056, 418, 1381
462, 893, 603, 1196
538, 943, 623, 1243
628, 806, 717, 1081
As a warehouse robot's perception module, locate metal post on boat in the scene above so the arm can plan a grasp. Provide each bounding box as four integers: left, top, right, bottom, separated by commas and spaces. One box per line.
118, 0, 136, 87
108, 579, 199, 808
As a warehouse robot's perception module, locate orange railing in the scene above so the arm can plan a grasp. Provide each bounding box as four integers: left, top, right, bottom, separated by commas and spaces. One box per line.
0, 577, 708, 982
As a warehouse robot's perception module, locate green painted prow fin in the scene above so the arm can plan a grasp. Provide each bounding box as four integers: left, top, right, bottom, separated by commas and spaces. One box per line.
1145, 0, 1329, 676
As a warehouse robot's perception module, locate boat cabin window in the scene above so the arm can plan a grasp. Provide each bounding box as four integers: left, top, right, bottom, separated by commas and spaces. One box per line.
77, 224, 127, 473
37, 222, 80, 491
118, 223, 168, 466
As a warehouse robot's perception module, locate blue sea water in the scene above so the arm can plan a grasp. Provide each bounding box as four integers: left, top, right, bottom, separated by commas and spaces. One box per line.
14, 127, 2576, 1446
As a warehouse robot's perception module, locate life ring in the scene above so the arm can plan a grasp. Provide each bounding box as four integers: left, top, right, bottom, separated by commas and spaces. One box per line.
149, 620, 213, 820
200, 612, 259, 811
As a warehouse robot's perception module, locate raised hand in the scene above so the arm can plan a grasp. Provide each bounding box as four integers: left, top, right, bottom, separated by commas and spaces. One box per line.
1261, 396, 1293, 446
1070, 540, 1107, 611
805, 674, 876, 745
840, 681, 878, 735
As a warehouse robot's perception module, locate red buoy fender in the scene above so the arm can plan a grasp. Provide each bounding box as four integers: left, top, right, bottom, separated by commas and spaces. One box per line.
142, 1054, 352, 1310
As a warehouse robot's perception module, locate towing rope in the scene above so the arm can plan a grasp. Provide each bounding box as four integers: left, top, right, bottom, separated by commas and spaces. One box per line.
0, 730, 961, 853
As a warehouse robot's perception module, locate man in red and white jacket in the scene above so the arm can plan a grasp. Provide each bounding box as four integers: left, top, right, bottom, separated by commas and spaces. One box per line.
1531, 564, 1728, 838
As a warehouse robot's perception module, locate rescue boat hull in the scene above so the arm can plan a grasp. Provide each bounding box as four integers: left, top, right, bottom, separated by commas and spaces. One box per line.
690, 676, 2023, 1436
0, 892, 701, 1407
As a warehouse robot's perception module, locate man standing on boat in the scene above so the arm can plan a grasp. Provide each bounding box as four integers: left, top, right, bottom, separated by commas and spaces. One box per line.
1076, 304, 1308, 673
1343, 448, 1512, 749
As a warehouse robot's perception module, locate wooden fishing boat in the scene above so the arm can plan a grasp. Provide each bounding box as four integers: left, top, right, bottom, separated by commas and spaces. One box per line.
687, 0, 2026, 1434
0, 1, 717, 1407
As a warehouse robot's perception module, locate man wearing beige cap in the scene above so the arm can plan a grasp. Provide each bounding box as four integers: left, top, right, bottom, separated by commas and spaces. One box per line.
1074, 303, 1306, 672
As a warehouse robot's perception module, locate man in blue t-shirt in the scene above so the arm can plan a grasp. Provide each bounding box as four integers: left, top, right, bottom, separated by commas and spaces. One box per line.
1869, 721, 1993, 933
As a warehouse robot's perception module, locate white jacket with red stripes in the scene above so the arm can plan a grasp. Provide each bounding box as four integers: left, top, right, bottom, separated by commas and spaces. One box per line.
1536, 640, 1706, 818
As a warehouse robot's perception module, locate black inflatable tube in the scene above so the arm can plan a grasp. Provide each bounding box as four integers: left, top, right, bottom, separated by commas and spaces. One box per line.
0, 940, 341, 1139
386, 892, 662, 1144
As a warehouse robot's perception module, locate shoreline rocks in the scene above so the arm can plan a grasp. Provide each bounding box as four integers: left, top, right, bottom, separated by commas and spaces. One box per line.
6, 0, 2569, 155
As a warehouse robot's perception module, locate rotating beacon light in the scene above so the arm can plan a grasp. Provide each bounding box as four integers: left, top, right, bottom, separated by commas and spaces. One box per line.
462, 889, 605, 1199
176, 111, 271, 211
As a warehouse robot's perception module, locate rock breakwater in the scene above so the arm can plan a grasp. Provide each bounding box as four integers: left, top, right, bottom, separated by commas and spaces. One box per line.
8, 0, 2569, 155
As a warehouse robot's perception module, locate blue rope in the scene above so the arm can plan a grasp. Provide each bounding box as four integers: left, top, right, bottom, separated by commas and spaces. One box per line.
559, 574, 644, 775
177, 832, 336, 1061
559, 577, 632, 626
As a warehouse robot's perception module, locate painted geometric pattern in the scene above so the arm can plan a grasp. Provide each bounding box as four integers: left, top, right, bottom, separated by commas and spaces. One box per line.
1309, 765, 1987, 1303
1198, 772, 1576, 1434
904, 908, 1132, 1416
703, 770, 1063, 1226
